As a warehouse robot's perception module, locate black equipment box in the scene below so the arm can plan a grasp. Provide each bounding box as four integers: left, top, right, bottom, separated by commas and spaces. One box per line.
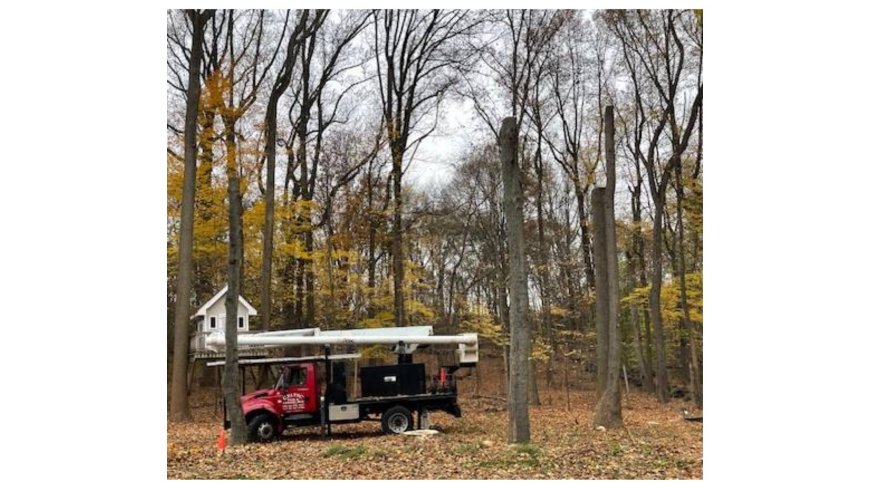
360, 363, 426, 397
328, 361, 348, 404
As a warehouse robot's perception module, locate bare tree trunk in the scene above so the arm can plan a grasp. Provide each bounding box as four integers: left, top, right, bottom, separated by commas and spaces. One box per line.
261, 95, 278, 332
193, 108, 217, 306
223, 119, 248, 445
629, 172, 655, 392
324, 198, 337, 327
627, 249, 652, 392
591, 189, 609, 395
593, 106, 622, 428
630, 158, 655, 392
534, 147, 555, 390
365, 167, 379, 304
170, 9, 212, 422
650, 201, 670, 403
392, 157, 405, 327
500, 117, 530, 443
574, 183, 595, 290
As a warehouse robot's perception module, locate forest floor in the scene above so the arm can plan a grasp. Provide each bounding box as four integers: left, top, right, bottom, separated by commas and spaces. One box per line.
167, 384, 702, 479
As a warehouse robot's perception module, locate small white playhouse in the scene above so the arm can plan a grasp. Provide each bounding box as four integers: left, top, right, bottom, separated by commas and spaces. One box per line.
189, 285, 262, 358
191, 285, 257, 333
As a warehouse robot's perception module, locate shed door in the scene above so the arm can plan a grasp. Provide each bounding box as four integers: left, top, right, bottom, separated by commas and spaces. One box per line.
217, 314, 226, 331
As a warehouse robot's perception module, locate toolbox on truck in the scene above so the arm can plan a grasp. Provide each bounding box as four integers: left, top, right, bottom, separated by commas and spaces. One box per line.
359, 363, 426, 397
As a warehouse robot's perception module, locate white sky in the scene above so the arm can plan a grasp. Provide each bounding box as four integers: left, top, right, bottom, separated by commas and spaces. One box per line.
405, 98, 481, 189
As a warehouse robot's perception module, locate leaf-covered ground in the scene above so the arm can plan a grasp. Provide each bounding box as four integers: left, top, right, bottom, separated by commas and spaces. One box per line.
168, 386, 702, 479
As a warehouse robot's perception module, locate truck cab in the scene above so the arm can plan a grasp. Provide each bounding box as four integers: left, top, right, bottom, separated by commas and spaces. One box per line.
235, 362, 321, 441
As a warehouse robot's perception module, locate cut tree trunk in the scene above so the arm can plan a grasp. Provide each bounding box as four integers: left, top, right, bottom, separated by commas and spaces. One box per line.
591, 188, 609, 395
592, 106, 622, 429
500, 116, 531, 443
223, 125, 248, 444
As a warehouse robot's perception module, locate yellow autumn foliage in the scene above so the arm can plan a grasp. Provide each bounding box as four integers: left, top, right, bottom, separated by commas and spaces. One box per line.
622, 272, 703, 324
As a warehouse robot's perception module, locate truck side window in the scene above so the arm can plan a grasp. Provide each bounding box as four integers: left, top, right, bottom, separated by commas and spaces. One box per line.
288, 367, 307, 387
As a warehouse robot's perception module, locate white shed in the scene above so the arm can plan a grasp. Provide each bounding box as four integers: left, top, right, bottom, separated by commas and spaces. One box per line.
191, 285, 257, 334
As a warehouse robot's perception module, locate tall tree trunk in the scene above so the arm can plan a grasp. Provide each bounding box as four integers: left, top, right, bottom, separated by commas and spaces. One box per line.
391, 154, 405, 327
626, 245, 652, 392
593, 105, 622, 428
170, 9, 211, 422
261, 96, 279, 332
629, 300, 648, 388
534, 149, 554, 389
650, 199, 670, 403
592, 188, 609, 394
366, 168, 378, 307
638, 239, 655, 390
194, 109, 217, 305
324, 199, 337, 327
574, 182, 595, 290
561, 203, 580, 331
500, 117, 530, 443
223, 117, 247, 444
630, 162, 655, 392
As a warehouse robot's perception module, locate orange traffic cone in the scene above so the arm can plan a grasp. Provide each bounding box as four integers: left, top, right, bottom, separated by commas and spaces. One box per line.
217, 430, 227, 453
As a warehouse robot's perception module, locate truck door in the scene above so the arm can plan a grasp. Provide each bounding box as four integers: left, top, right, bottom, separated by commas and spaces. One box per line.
280, 363, 318, 415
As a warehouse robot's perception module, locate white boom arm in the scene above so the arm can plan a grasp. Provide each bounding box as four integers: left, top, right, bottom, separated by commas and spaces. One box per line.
208, 334, 475, 347
204, 326, 479, 364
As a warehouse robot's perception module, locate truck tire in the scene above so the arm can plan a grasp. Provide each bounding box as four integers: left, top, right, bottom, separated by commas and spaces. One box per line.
381, 406, 413, 435
247, 413, 278, 443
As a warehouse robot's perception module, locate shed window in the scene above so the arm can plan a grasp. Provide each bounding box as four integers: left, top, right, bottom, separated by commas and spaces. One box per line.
210, 317, 216, 329
239, 317, 245, 329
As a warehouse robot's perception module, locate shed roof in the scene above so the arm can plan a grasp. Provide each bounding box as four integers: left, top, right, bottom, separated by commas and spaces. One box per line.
191, 285, 258, 319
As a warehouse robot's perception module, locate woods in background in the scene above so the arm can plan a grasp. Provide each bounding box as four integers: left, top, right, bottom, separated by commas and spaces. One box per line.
167, 9, 702, 428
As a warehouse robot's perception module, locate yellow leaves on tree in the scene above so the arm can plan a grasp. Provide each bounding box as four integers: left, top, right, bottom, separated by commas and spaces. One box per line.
622, 272, 703, 325
460, 310, 507, 347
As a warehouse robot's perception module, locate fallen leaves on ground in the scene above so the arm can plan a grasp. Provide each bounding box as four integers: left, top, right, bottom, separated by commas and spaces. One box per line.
168, 387, 702, 480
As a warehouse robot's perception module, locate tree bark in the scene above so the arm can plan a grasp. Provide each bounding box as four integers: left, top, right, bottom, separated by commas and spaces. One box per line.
193, 109, 217, 307
392, 156, 405, 327
533, 146, 554, 390
591, 188, 609, 394
630, 157, 655, 392
574, 182, 595, 290
223, 119, 247, 445
261, 94, 279, 332
169, 9, 212, 422
593, 105, 622, 428
650, 199, 670, 403
500, 117, 531, 443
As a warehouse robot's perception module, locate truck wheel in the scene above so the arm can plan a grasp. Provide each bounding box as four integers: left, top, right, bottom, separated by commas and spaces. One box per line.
247, 413, 278, 443
381, 406, 413, 435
